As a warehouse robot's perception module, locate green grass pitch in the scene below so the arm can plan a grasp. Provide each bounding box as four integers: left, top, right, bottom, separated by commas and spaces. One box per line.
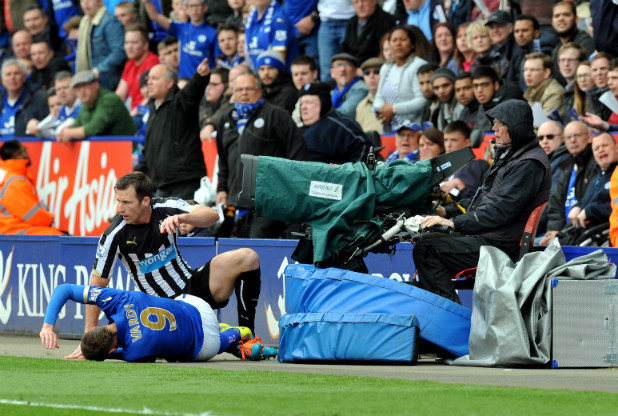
1, 356, 617, 416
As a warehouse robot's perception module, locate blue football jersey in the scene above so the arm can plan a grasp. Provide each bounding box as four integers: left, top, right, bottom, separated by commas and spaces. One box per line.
168, 21, 219, 78
86, 286, 204, 362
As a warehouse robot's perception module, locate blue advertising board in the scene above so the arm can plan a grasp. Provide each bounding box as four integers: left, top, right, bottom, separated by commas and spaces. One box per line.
1, 235, 616, 346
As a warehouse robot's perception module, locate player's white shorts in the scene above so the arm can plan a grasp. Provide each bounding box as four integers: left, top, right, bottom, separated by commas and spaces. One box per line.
175, 294, 220, 361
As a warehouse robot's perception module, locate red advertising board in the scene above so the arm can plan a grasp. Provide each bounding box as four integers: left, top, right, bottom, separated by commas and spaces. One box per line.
22, 140, 132, 237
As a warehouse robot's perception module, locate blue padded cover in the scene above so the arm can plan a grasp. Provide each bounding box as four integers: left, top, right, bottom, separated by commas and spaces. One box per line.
278, 312, 419, 362
284, 264, 471, 358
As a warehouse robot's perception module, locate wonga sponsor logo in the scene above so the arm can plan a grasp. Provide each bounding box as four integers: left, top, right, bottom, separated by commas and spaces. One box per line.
138, 245, 177, 274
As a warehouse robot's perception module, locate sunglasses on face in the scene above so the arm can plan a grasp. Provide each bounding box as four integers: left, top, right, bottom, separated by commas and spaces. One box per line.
537, 134, 561, 140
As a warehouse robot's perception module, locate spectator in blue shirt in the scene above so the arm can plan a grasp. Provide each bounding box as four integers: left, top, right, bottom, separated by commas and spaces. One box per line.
244, 0, 298, 70
282, 0, 319, 63
144, 0, 219, 78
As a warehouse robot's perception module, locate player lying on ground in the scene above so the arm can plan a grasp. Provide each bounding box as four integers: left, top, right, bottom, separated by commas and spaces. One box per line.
67, 171, 262, 360
40, 284, 276, 362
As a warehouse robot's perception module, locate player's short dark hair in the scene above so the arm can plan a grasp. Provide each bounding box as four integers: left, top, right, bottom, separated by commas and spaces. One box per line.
0, 140, 22, 160
114, 172, 154, 201
444, 120, 471, 139
81, 327, 115, 361
470, 66, 499, 83
418, 62, 439, 76
515, 14, 540, 31
291, 55, 318, 72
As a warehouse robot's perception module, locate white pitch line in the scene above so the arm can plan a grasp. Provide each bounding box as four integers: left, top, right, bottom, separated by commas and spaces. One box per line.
0, 399, 218, 416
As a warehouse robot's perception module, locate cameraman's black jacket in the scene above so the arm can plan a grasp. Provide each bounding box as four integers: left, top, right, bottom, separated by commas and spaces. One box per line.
449, 100, 551, 257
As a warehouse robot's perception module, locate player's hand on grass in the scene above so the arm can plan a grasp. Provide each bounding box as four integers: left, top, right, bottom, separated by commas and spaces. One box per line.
65, 345, 85, 360
40, 323, 59, 350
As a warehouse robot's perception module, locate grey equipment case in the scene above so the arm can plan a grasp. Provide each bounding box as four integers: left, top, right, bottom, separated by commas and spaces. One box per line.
551, 278, 618, 368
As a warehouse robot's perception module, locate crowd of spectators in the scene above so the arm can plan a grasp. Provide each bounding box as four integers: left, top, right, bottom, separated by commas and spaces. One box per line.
1, 0, 618, 242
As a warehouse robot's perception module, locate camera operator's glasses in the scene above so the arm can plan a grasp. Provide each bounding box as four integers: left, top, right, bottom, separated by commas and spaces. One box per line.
538, 134, 561, 141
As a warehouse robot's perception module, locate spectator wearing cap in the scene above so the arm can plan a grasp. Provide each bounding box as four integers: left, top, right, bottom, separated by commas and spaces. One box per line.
356, 57, 384, 134
431, 67, 457, 130
523, 52, 565, 119
373, 26, 427, 131
116, 23, 160, 111
385, 121, 421, 163
75, 0, 126, 91
215, 72, 308, 238
243, 0, 299, 70
56, 70, 136, 144
341, 0, 396, 66
485, 10, 515, 81
300, 82, 372, 164
257, 50, 297, 114
0, 59, 49, 139
330, 53, 368, 119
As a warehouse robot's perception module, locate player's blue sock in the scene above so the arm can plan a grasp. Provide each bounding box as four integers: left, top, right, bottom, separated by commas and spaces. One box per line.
218, 328, 241, 354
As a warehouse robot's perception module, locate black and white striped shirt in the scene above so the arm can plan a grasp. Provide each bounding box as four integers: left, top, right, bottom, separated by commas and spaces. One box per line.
93, 198, 195, 298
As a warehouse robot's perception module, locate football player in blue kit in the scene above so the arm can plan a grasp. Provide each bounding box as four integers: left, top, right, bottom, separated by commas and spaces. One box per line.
40, 284, 276, 361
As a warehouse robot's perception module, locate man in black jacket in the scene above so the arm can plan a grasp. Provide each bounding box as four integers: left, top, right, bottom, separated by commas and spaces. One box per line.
137, 59, 209, 200
341, 0, 396, 65
215, 72, 308, 238
413, 100, 551, 304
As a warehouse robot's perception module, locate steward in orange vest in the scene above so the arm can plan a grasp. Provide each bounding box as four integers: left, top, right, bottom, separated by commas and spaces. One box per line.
0, 140, 63, 235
